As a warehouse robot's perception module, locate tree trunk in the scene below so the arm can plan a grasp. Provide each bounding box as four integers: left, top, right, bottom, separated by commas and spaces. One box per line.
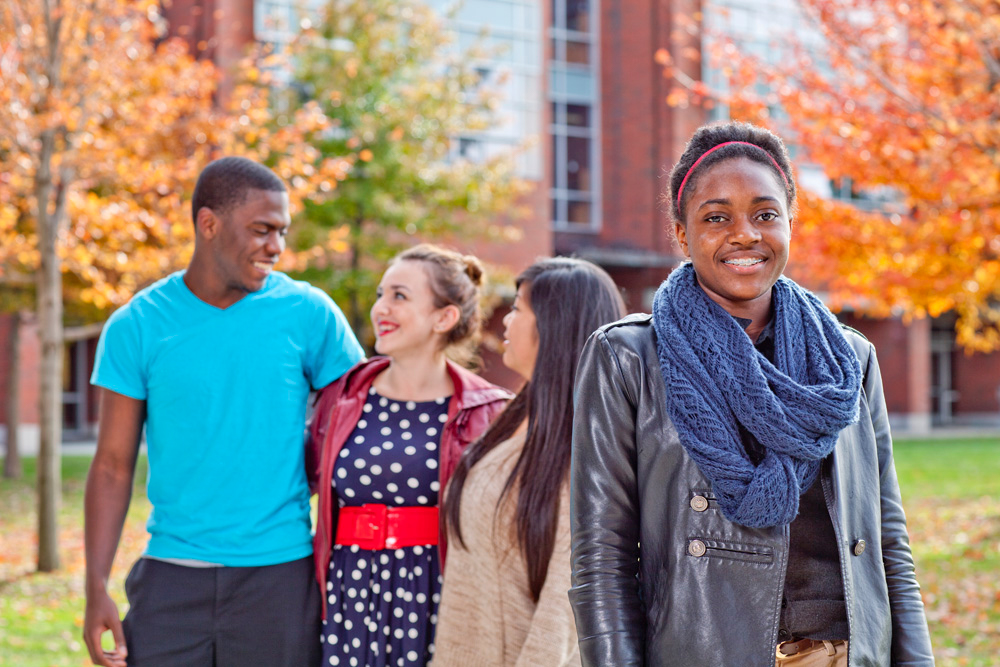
35, 128, 63, 573
3, 311, 22, 479
348, 218, 363, 334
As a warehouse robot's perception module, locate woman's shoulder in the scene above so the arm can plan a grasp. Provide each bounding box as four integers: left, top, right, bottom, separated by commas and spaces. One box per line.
476, 432, 527, 477
446, 361, 515, 409
837, 323, 874, 368
315, 357, 387, 404
600, 312, 653, 334
576, 314, 662, 404
588, 313, 657, 358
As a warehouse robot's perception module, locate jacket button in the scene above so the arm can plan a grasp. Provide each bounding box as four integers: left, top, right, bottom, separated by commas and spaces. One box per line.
853, 539, 866, 556
690, 495, 709, 512
688, 539, 707, 557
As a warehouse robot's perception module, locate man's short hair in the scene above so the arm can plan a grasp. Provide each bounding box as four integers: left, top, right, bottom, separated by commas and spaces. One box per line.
191, 157, 286, 224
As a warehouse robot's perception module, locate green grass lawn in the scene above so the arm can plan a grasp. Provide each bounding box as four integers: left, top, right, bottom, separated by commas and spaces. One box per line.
0, 456, 150, 667
892, 437, 1000, 665
1, 437, 998, 666
894, 437, 999, 499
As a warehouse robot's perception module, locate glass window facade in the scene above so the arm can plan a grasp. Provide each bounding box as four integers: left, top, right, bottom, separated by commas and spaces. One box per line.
428, 0, 545, 179
705, 0, 831, 198
254, 0, 544, 178
254, 0, 327, 45
549, 0, 600, 231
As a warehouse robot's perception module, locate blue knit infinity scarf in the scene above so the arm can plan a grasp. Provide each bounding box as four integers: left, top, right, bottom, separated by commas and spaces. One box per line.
651, 263, 862, 528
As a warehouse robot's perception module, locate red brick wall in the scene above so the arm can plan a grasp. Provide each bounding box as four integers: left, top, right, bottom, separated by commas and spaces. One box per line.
842, 314, 931, 418
0, 313, 40, 426
607, 266, 668, 312
555, 0, 701, 294
591, 0, 702, 255
0, 314, 10, 425
953, 348, 1000, 414
461, 182, 553, 274
163, 0, 255, 97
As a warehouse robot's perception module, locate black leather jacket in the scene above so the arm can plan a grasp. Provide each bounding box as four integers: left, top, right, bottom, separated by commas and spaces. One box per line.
569, 314, 933, 666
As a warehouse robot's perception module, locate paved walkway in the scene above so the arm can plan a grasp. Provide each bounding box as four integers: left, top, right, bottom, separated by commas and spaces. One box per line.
62, 441, 100, 456
895, 427, 1000, 441
7, 427, 999, 460
13, 439, 101, 457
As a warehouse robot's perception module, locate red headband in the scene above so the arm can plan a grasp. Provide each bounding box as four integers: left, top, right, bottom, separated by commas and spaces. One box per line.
675, 141, 789, 212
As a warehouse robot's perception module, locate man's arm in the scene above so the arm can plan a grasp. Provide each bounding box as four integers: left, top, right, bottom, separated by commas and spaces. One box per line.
83, 388, 145, 667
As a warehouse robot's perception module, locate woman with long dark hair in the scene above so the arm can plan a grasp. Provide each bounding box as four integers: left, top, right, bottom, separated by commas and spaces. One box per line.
433, 257, 626, 667
569, 121, 933, 665
306, 244, 511, 667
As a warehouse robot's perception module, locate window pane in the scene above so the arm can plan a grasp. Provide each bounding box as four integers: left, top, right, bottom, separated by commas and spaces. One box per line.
461, 0, 515, 30
567, 200, 591, 224
551, 196, 563, 223
62, 344, 74, 391
566, 40, 589, 64
566, 136, 591, 191
566, 0, 590, 32
63, 401, 78, 430
566, 104, 590, 127
459, 137, 482, 161
564, 69, 593, 97
551, 134, 561, 188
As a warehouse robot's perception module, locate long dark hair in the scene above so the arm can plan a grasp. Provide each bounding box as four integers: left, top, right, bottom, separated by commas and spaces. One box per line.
444, 257, 626, 601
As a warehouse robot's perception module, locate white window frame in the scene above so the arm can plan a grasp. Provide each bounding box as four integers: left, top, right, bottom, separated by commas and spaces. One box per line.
549, 0, 601, 232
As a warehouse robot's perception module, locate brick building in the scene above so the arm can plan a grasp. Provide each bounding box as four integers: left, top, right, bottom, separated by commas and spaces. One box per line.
2, 0, 998, 453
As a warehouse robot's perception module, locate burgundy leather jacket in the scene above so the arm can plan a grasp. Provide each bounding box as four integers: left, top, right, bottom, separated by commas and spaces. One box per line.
307, 356, 511, 614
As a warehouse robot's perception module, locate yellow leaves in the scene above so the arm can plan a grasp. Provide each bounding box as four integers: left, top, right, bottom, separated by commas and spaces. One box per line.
0, 0, 235, 313
667, 0, 1000, 351
927, 297, 954, 318
666, 87, 690, 108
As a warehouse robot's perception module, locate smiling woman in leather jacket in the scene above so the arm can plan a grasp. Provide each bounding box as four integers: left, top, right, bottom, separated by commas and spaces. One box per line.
568, 122, 934, 666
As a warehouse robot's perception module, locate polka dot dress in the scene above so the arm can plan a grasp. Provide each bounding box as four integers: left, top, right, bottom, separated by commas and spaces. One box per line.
322, 388, 450, 667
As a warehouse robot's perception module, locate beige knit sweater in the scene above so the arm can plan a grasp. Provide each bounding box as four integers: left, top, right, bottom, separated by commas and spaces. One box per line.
432, 433, 581, 667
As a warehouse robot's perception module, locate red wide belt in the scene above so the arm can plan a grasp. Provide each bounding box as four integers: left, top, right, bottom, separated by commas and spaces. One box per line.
335, 504, 439, 550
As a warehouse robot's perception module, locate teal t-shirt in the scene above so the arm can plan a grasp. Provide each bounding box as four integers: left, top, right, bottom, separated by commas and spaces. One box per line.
91, 271, 364, 566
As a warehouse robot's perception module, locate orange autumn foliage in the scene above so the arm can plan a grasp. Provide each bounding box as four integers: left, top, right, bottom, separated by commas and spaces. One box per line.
0, 0, 354, 571
0, 0, 350, 313
660, 0, 1000, 351
1, 0, 211, 308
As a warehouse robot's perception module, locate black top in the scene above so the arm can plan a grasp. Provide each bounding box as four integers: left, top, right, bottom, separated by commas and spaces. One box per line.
734, 315, 849, 641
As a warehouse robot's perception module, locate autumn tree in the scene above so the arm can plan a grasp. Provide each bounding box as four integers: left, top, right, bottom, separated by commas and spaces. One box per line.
0, 0, 343, 570
660, 0, 1000, 351
268, 0, 526, 336
0, 0, 217, 571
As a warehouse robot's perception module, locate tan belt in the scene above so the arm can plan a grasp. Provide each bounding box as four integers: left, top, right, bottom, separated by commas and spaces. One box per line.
777, 638, 837, 657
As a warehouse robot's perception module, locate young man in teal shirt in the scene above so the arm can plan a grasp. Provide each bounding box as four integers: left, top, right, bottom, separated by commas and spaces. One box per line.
83, 157, 364, 666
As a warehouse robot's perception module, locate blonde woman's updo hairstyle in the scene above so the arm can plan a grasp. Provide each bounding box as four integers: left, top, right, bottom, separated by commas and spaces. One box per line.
393, 244, 485, 349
